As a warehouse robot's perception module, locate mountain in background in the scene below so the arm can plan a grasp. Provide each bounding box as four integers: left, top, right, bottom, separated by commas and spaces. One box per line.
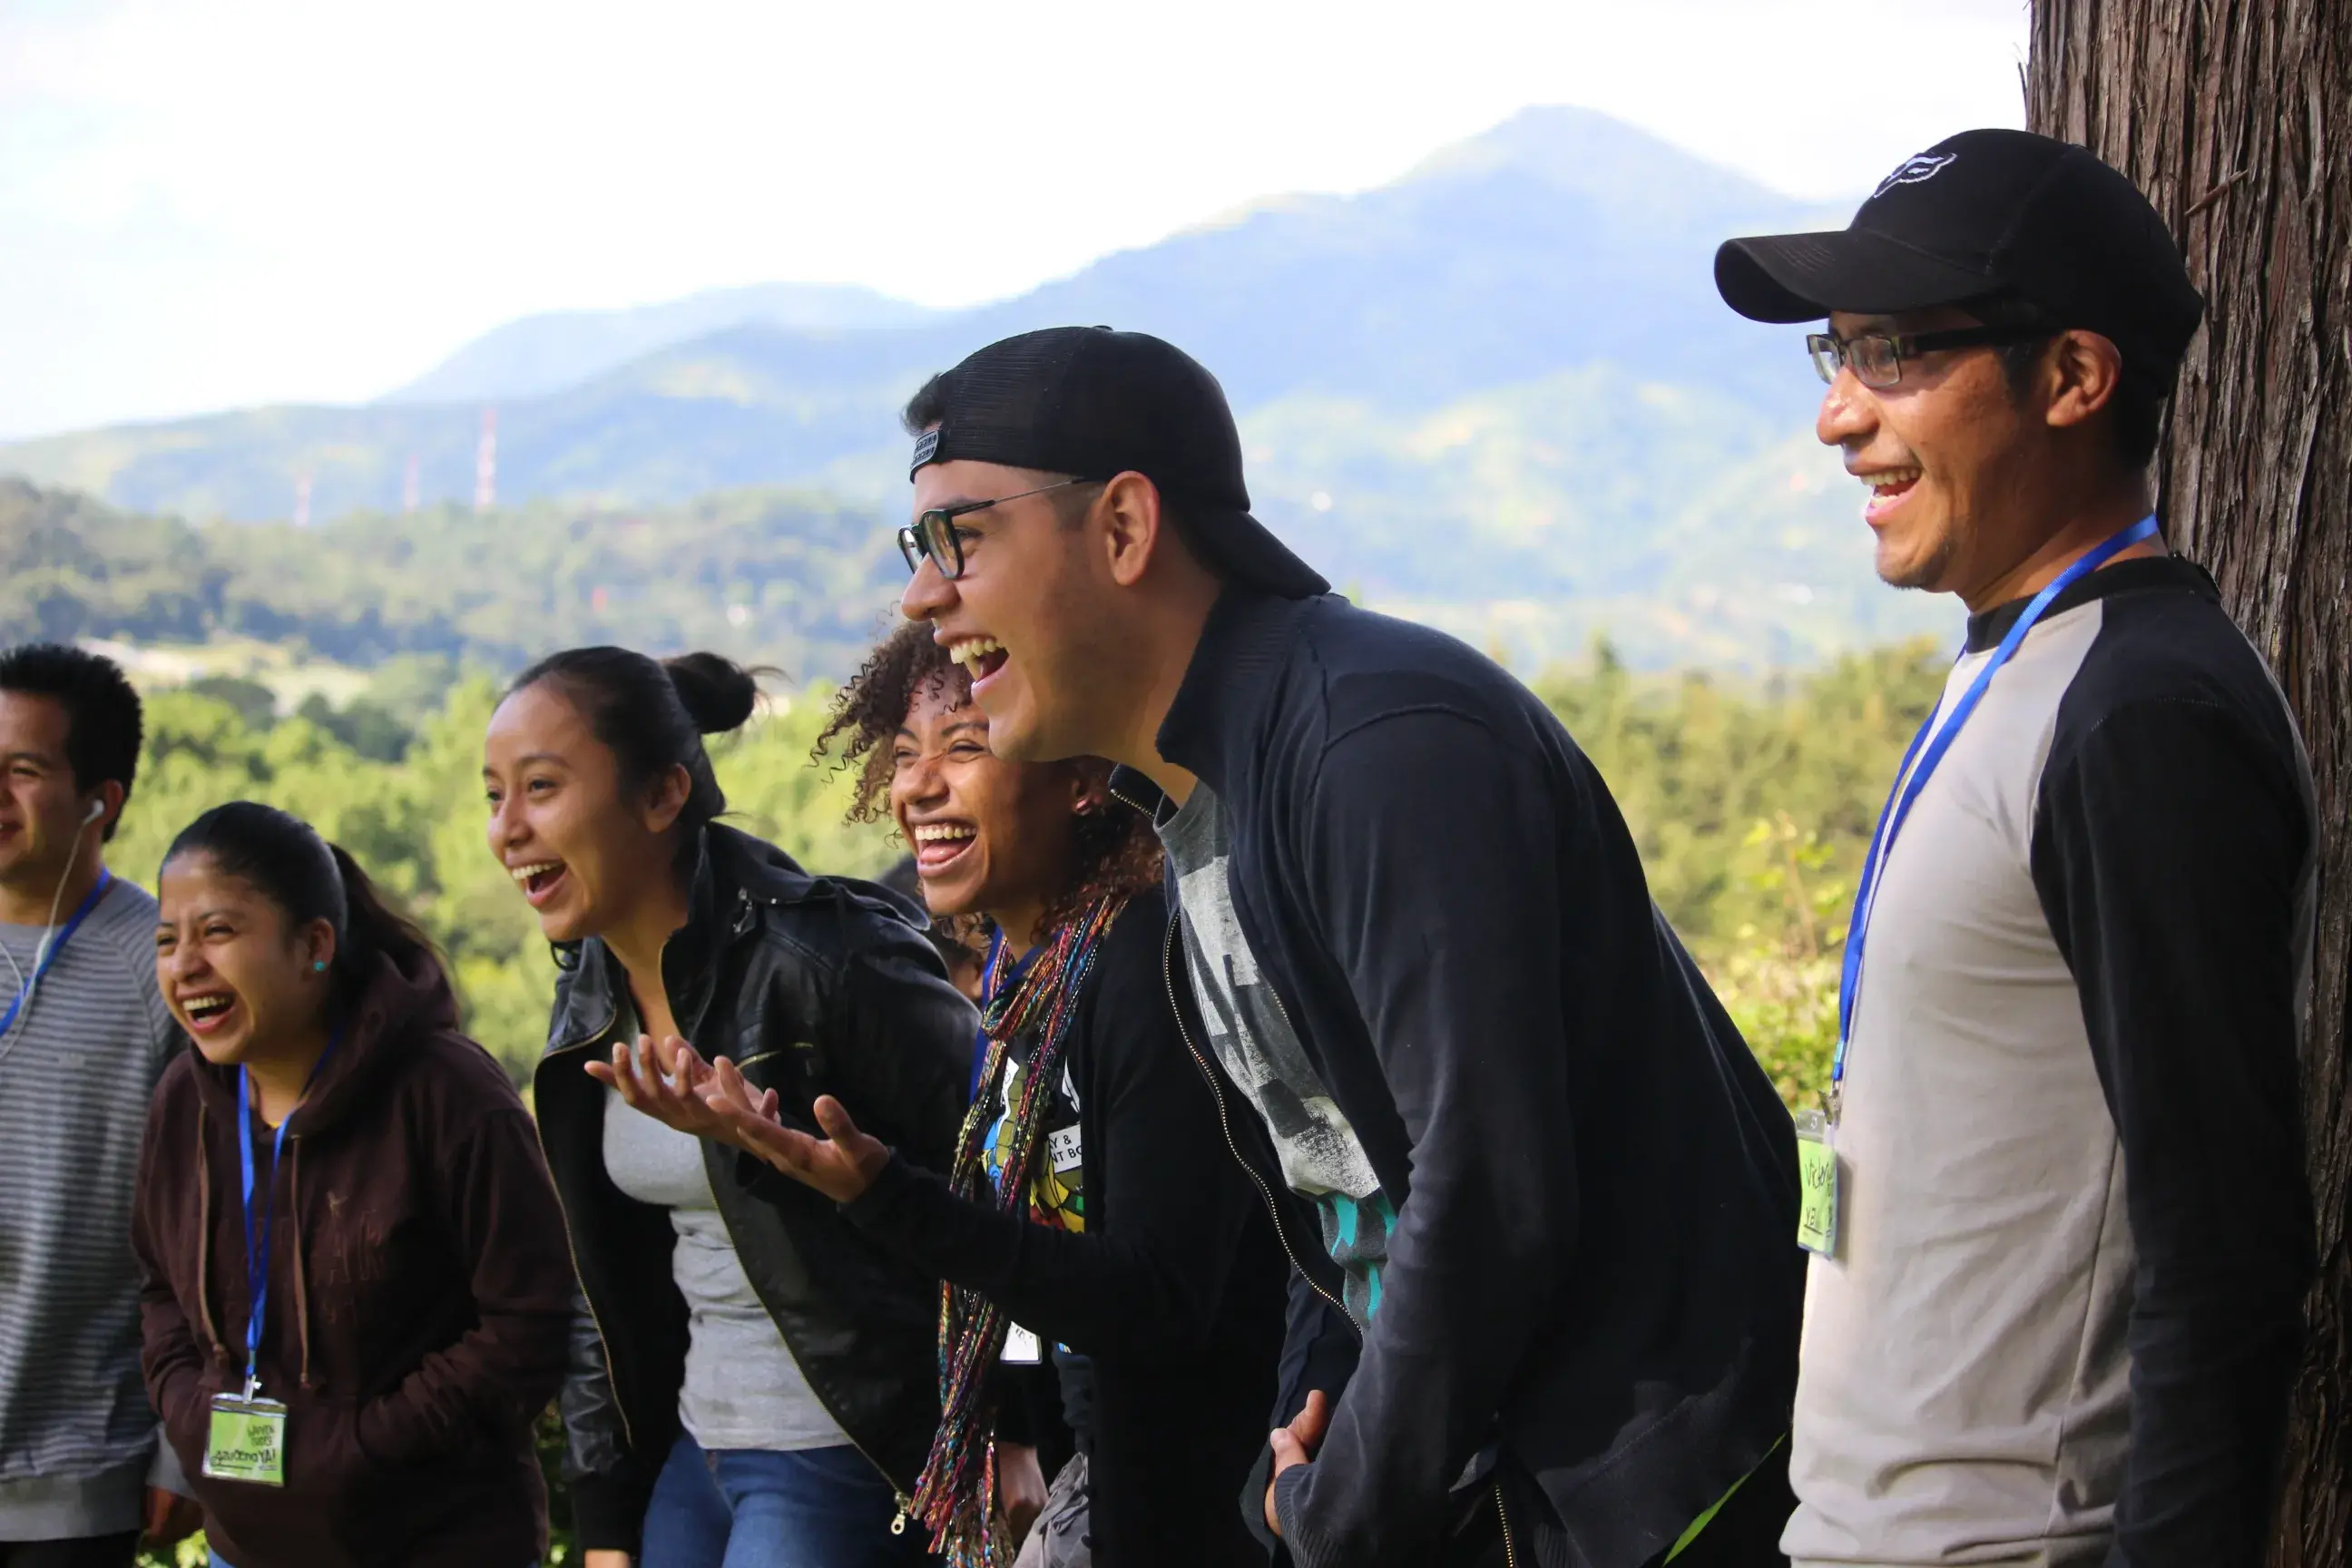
382, 282, 943, 404
0, 106, 1930, 669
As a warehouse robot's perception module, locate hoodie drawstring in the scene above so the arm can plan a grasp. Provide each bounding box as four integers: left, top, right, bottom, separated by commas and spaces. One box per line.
290, 1140, 316, 1390
194, 1102, 226, 1362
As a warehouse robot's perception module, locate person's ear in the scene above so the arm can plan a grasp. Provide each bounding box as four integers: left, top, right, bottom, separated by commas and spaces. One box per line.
1097, 471, 1169, 588
300, 918, 337, 977
81, 780, 126, 833
643, 763, 693, 837
2043, 328, 2125, 433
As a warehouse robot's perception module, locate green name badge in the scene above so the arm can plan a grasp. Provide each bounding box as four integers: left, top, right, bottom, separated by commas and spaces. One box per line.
1793, 1108, 1839, 1259
204, 1394, 287, 1486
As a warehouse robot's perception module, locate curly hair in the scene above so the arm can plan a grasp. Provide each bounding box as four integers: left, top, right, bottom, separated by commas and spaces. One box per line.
816, 621, 1162, 938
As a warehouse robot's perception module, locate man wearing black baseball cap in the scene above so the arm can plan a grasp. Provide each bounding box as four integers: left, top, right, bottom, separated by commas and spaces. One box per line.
1718, 132, 2318, 1567
866, 326, 1806, 1567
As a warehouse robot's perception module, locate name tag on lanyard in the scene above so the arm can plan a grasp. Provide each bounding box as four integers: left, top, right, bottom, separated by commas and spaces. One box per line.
1794, 1108, 1838, 1257
204, 1393, 288, 1485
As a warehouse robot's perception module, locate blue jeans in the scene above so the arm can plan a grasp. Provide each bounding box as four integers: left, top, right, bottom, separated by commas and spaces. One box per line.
641, 1432, 936, 1568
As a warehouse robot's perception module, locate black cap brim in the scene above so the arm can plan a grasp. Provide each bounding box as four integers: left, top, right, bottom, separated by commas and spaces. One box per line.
1715, 229, 1999, 323
1191, 505, 1328, 598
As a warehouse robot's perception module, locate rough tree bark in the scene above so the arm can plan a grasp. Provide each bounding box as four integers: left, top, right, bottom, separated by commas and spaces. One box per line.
2027, 5, 2351, 1564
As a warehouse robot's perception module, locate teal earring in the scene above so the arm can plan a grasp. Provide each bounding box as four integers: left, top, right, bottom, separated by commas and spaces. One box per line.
313, 960, 328, 973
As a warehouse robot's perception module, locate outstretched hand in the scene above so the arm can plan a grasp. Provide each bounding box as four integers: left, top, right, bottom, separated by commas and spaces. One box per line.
693, 1056, 892, 1204
1264, 1388, 1331, 1538
585, 1033, 731, 1141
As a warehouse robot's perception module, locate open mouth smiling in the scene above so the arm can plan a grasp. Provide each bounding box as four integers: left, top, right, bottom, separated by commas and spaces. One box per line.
909, 820, 977, 871
179, 990, 238, 1034
509, 859, 571, 908
1856, 465, 1923, 524
946, 636, 1009, 687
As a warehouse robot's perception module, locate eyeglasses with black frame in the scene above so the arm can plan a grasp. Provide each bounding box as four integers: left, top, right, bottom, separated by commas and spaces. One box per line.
897, 479, 1093, 580
1808, 322, 2053, 388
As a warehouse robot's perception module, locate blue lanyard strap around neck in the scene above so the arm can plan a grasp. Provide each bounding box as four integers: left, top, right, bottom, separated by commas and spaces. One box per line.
1832, 515, 2160, 1102
237, 1029, 343, 1393
0, 869, 113, 1039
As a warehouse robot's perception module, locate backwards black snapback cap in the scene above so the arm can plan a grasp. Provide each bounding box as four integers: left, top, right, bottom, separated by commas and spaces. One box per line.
907, 326, 1328, 599
1716, 129, 2204, 382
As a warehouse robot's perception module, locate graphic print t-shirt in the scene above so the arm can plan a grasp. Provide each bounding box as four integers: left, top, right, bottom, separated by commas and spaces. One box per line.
978, 1031, 1085, 1234
1157, 784, 1394, 1325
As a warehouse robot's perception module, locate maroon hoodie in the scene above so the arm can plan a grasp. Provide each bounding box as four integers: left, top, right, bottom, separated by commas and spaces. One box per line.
132, 946, 574, 1568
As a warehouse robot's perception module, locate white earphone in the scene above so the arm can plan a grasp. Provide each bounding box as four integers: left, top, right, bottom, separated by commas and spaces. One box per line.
83, 799, 104, 826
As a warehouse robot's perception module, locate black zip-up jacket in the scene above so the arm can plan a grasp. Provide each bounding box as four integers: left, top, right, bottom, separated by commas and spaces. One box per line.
534, 825, 975, 1553
833, 886, 1289, 1566
1110, 588, 1807, 1568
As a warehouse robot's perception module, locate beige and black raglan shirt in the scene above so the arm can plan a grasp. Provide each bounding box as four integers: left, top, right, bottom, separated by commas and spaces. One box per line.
1785, 556, 2318, 1568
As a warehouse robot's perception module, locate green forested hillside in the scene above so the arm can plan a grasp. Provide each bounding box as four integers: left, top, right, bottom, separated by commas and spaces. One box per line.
5, 462, 1945, 680
1, 478, 901, 677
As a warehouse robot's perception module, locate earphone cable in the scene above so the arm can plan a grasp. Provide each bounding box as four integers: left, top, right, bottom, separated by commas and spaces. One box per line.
0, 827, 93, 1057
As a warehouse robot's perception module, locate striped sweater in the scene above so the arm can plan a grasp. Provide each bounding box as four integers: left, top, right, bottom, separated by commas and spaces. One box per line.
0, 872, 182, 1539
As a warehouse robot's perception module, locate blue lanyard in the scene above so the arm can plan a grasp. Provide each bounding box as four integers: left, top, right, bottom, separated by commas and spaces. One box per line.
1832, 515, 2160, 1112
236, 1030, 342, 1394
0, 869, 113, 1039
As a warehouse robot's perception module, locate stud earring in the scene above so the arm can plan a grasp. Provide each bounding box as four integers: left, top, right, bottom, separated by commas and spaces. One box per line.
313, 960, 328, 973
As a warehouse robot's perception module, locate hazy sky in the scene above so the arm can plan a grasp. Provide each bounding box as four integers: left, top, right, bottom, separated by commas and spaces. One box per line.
0, 0, 2029, 438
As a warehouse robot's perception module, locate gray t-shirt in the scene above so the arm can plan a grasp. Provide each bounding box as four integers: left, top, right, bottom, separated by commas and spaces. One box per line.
601, 1092, 848, 1452
0, 876, 181, 1537
1156, 784, 1395, 1325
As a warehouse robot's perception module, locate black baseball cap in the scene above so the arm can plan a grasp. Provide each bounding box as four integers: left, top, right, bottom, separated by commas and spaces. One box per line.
906, 326, 1328, 598
1716, 129, 2204, 382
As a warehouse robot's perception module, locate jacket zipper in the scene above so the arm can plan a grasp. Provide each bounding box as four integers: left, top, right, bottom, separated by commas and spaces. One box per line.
536, 1006, 635, 1453
1493, 1481, 1519, 1568
1160, 914, 1357, 1336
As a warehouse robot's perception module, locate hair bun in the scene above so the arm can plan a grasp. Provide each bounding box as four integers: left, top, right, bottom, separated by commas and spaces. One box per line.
662, 652, 760, 736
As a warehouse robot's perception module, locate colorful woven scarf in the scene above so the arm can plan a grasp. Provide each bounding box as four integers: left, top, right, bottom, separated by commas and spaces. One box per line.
909, 892, 1128, 1565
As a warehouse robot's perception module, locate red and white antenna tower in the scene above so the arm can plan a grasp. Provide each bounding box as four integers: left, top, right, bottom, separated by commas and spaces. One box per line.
475, 407, 498, 513
402, 454, 420, 514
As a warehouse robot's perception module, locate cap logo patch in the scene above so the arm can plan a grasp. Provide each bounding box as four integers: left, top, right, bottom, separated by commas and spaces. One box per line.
909, 428, 941, 469
1874, 152, 1956, 199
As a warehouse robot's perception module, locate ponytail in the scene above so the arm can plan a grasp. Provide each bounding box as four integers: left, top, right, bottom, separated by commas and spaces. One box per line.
162, 802, 442, 1004
323, 842, 437, 985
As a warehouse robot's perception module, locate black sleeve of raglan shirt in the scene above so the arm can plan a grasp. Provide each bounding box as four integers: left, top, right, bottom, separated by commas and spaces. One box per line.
1272, 710, 1585, 1566
841, 907, 1261, 1355
2030, 697, 2316, 1568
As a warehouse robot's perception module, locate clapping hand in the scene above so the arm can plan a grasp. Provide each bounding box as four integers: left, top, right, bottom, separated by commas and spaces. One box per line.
692, 1057, 892, 1204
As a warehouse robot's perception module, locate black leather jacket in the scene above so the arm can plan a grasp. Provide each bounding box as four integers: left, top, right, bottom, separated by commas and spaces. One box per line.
534, 825, 976, 1553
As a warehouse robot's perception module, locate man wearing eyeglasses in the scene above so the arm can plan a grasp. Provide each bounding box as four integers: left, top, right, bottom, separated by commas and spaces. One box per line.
869, 327, 1808, 1567
1716, 130, 2318, 1567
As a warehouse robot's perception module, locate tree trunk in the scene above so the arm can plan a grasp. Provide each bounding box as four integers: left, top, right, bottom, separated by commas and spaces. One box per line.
2027, 5, 2351, 1563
